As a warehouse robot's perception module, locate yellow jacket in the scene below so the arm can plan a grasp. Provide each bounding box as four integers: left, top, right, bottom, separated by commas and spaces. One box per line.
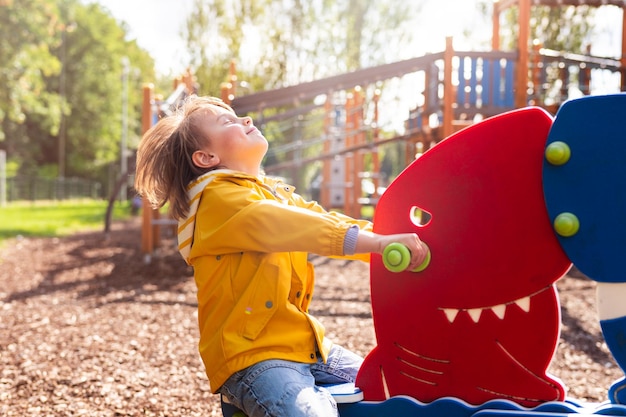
177, 170, 372, 392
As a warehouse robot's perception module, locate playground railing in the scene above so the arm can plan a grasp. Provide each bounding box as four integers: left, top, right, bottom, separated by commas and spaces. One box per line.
529, 47, 623, 109
451, 51, 518, 119
220, 37, 626, 217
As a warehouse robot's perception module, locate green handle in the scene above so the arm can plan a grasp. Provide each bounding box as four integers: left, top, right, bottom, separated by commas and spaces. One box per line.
383, 242, 431, 273
545, 141, 571, 166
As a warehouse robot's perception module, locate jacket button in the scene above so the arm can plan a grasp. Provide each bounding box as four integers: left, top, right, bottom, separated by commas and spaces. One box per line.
216, 255, 221, 260
265, 301, 273, 309
296, 291, 301, 298
306, 294, 311, 300
310, 353, 315, 359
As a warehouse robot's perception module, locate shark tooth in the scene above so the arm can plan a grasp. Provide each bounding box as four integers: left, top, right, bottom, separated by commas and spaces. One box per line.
491, 304, 506, 319
515, 296, 531, 312
468, 308, 482, 323
443, 308, 459, 323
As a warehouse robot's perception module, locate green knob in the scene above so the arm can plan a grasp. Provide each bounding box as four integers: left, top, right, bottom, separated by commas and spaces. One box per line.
383, 242, 410, 272
554, 212, 579, 237
545, 141, 571, 166
413, 248, 432, 272
383, 242, 431, 273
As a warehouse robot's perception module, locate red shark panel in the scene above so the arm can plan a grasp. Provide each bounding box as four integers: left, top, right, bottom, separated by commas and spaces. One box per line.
356, 107, 572, 407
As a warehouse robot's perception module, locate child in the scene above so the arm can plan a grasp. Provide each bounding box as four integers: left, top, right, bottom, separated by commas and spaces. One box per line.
134, 96, 428, 417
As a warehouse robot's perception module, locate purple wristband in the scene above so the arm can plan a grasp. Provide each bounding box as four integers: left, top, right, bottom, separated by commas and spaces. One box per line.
343, 225, 359, 255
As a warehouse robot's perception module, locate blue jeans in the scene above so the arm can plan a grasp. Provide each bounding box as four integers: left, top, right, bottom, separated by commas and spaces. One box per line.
218, 344, 363, 417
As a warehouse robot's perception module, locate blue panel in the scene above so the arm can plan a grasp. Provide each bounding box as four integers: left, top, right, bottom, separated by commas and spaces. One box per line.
458, 57, 466, 106
504, 60, 515, 106
603, 316, 626, 406
609, 377, 626, 405
469, 58, 478, 106
338, 396, 626, 417
483, 59, 492, 106
493, 61, 503, 107
542, 94, 626, 282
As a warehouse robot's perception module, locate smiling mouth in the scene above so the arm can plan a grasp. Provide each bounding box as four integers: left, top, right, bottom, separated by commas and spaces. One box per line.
247, 127, 258, 134
439, 286, 550, 324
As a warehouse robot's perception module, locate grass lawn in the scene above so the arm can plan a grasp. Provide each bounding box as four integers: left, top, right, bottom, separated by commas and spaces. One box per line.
0, 199, 132, 242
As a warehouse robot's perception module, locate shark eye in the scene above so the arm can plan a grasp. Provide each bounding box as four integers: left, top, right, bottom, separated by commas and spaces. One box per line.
410, 205, 432, 227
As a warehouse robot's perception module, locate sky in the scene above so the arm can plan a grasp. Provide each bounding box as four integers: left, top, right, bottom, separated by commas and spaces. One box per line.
90, 0, 195, 75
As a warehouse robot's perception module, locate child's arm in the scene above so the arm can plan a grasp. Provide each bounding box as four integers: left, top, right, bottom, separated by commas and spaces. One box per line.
192, 182, 425, 271
285, 185, 429, 270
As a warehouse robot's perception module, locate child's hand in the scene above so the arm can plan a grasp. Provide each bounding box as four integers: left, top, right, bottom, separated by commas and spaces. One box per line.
355, 231, 429, 272
379, 233, 429, 272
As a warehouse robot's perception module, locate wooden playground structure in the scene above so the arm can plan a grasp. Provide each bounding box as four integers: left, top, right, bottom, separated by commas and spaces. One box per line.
139, 71, 197, 261
227, 0, 625, 214
140, 0, 625, 258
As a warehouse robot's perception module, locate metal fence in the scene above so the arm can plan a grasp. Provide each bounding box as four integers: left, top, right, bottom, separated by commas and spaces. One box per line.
2, 176, 104, 203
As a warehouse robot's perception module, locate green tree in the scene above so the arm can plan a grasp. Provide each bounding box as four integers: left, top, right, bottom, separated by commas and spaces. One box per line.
0, 0, 64, 173
52, 1, 155, 182
487, 2, 595, 105
494, 3, 595, 52
0, 0, 156, 197
181, 0, 422, 190
183, 0, 422, 96
182, 0, 270, 96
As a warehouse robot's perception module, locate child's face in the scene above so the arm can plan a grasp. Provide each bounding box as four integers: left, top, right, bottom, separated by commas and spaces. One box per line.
192, 104, 268, 175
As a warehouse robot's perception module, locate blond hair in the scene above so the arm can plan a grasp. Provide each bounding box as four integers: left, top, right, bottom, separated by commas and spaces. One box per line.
134, 96, 235, 220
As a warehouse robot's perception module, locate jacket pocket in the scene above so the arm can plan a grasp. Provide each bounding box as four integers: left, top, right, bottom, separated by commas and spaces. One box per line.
239, 262, 280, 340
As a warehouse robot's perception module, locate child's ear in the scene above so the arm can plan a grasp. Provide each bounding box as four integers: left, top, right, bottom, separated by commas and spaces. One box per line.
192, 150, 219, 169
